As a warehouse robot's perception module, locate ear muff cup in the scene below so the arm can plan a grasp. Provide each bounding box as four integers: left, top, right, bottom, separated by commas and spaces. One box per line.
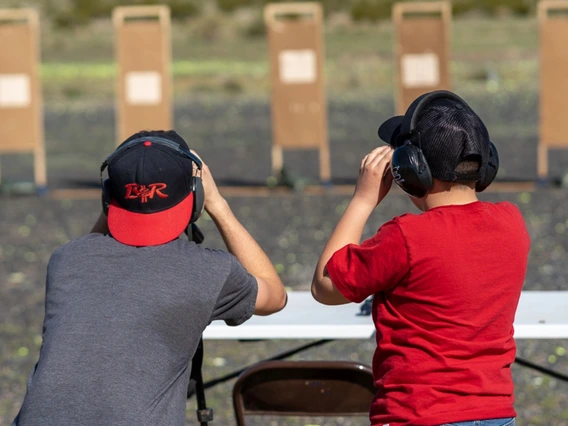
190, 176, 204, 224
102, 179, 112, 216
475, 141, 499, 193
391, 140, 433, 198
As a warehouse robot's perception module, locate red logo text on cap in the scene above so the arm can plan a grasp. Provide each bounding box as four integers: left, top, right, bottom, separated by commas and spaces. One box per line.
124, 183, 168, 203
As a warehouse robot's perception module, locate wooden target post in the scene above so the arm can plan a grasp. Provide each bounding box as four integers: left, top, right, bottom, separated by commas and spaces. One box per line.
538, 0, 568, 179
0, 8, 45, 188
264, 2, 330, 183
393, 1, 452, 114
113, 6, 171, 144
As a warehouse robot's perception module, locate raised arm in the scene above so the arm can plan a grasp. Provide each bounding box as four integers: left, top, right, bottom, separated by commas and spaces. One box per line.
312, 146, 394, 305
201, 161, 287, 316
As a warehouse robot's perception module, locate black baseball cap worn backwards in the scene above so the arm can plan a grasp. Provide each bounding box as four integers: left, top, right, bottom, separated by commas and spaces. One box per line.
378, 90, 499, 197
101, 131, 203, 247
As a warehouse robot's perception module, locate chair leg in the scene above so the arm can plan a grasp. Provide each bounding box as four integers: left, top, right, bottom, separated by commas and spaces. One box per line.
233, 394, 246, 426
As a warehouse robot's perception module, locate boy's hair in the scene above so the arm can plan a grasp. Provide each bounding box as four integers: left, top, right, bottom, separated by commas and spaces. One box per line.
450, 160, 481, 189
454, 159, 481, 176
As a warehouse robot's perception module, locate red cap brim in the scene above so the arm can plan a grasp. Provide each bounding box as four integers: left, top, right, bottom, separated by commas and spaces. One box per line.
108, 192, 194, 247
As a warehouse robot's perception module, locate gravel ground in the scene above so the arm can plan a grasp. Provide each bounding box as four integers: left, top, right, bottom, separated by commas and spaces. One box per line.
1, 90, 567, 425
1, 190, 567, 426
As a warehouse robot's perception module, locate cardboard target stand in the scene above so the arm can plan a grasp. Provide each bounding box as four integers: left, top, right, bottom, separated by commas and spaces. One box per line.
393, 1, 451, 114
113, 6, 172, 144
538, 0, 568, 179
264, 2, 330, 183
0, 8, 46, 188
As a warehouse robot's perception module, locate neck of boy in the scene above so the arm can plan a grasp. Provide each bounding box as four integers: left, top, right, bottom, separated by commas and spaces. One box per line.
422, 179, 479, 211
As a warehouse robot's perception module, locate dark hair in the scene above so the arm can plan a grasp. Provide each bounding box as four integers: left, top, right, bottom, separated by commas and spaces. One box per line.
454, 159, 480, 177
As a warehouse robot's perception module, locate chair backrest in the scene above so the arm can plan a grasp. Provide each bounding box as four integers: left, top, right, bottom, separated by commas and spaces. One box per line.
232, 360, 376, 425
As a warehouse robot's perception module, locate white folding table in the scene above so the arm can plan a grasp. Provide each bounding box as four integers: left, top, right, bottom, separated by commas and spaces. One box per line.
204, 291, 568, 340
193, 291, 568, 414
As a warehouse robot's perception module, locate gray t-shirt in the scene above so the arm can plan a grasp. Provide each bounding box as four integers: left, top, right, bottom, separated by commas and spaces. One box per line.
13, 233, 258, 426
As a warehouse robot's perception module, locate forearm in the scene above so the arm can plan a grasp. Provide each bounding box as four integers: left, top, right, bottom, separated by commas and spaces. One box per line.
312, 197, 374, 303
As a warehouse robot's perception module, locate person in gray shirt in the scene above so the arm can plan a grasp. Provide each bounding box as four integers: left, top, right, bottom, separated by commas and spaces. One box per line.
12, 130, 288, 426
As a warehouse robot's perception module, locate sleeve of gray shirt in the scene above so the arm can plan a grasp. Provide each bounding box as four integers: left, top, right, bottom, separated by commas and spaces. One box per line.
210, 255, 258, 326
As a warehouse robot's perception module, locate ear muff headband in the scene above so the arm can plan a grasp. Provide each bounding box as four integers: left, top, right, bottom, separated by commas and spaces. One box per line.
100, 136, 202, 175
100, 136, 204, 224
391, 131, 433, 198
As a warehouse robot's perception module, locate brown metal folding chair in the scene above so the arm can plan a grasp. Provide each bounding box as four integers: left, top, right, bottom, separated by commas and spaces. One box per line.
232, 360, 376, 425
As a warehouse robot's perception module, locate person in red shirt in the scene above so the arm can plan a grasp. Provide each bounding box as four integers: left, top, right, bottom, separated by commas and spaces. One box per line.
311, 90, 530, 426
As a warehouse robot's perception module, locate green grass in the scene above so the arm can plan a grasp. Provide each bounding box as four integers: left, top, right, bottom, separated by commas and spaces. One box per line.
41, 60, 267, 80
37, 16, 541, 100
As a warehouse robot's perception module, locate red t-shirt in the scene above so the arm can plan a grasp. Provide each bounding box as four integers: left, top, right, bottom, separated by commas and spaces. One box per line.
326, 201, 530, 426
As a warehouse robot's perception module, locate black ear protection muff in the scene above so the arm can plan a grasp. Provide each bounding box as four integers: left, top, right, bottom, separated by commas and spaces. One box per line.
100, 136, 204, 224
391, 131, 433, 198
389, 91, 499, 198
475, 141, 499, 193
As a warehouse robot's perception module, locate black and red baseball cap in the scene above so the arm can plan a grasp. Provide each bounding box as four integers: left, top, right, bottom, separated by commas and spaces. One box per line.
103, 130, 200, 247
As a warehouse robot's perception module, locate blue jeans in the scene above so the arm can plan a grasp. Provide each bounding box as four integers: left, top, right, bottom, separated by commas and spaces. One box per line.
440, 418, 515, 426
